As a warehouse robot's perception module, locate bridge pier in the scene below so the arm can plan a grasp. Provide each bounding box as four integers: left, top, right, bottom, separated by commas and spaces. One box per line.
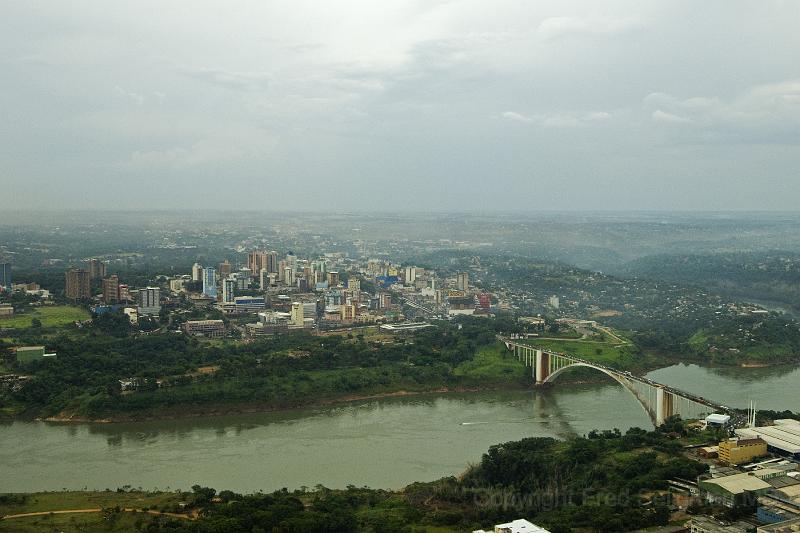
535, 350, 548, 385
655, 387, 674, 427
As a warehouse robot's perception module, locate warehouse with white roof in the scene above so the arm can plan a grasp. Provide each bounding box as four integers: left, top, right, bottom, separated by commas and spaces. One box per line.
736, 419, 800, 459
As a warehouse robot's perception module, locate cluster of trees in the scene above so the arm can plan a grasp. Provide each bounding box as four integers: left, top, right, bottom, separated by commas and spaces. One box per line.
686, 314, 800, 364
621, 252, 800, 310
1, 316, 520, 419
138, 427, 707, 532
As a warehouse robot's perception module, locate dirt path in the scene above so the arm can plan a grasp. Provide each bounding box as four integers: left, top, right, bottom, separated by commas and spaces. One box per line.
1, 508, 193, 520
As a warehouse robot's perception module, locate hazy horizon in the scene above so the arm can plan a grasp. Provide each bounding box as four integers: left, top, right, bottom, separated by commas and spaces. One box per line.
3, 1, 799, 212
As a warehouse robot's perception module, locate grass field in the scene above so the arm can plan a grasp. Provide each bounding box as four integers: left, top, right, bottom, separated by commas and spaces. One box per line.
0, 306, 90, 330
0, 511, 161, 532
0, 491, 184, 517
0, 491, 189, 532
454, 343, 529, 381
519, 333, 645, 371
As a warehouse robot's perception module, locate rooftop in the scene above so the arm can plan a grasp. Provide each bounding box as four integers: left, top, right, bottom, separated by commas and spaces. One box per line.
737, 420, 800, 455
700, 470, 783, 495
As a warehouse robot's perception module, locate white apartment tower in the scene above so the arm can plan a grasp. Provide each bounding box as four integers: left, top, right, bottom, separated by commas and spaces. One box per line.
290, 302, 304, 327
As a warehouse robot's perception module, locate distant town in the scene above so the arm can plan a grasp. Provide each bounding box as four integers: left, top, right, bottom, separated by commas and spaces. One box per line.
1, 213, 800, 532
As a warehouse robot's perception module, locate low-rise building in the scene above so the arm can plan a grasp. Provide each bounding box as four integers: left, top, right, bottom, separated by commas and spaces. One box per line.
123, 307, 138, 324
379, 323, 436, 334
689, 516, 754, 533
183, 320, 225, 338
473, 518, 551, 533
706, 413, 731, 427
0, 304, 13, 319
233, 296, 266, 313
718, 437, 768, 465
699, 468, 785, 508
757, 494, 800, 525
757, 517, 800, 532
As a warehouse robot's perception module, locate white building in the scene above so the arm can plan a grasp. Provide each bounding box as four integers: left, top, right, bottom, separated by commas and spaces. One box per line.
123, 307, 138, 324
284, 266, 295, 286
548, 295, 560, 309
473, 518, 551, 533
404, 266, 416, 285
290, 302, 304, 327
169, 278, 185, 293
191, 263, 203, 282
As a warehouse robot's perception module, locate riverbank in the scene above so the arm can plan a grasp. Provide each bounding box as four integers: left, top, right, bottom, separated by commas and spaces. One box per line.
38, 382, 531, 424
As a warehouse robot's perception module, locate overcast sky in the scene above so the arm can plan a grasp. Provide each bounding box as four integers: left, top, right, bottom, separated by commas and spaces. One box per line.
2, 1, 799, 212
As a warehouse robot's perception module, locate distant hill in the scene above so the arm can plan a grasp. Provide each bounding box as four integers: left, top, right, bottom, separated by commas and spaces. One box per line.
619, 251, 800, 311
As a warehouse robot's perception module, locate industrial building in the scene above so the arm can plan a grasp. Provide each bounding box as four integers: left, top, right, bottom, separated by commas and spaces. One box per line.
718, 437, 768, 465
699, 468, 785, 508
758, 517, 800, 532
736, 420, 800, 459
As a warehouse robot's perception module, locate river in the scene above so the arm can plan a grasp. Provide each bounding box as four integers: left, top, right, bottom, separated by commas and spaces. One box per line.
1, 363, 798, 493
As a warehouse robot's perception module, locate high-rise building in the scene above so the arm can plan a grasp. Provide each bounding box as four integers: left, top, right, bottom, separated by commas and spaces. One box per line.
86, 259, 107, 280
65, 269, 91, 300
259, 268, 271, 290
277, 260, 287, 282
379, 292, 392, 309
118, 284, 130, 302
191, 263, 203, 282
0, 262, 11, 292
222, 278, 235, 303
327, 271, 340, 287
266, 251, 279, 274
290, 302, 304, 326
235, 273, 249, 290
456, 272, 469, 292
404, 267, 416, 286
247, 250, 268, 276
102, 275, 120, 303
286, 252, 297, 272
138, 287, 161, 315
340, 303, 357, 321
203, 267, 217, 298
218, 260, 232, 278
284, 266, 295, 286
348, 278, 361, 292
548, 295, 560, 309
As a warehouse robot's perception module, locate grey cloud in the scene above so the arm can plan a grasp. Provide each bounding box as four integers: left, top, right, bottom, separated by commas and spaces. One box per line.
177, 66, 271, 91
645, 81, 800, 143
502, 110, 613, 127
1, 0, 800, 211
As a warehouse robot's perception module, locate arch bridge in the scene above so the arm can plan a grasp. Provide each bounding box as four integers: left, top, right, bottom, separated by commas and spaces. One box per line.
502, 338, 725, 427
